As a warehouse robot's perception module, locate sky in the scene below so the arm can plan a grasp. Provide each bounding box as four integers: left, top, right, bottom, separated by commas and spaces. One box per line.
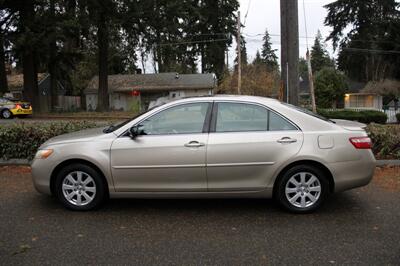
143, 0, 336, 73
228, 0, 336, 67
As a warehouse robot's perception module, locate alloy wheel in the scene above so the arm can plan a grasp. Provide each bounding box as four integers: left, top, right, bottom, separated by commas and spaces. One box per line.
285, 172, 321, 208
62, 171, 96, 206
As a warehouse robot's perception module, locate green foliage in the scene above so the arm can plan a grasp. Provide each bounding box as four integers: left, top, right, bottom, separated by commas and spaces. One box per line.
396, 113, 400, 123
0, 121, 104, 160
314, 67, 348, 108
366, 124, 400, 159
325, 0, 400, 81
310, 30, 334, 73
261, 28, 278, 72
318, 109, 388, 124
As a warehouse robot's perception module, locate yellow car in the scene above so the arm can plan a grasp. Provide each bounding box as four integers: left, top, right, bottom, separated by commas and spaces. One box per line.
0, 97, 33, 119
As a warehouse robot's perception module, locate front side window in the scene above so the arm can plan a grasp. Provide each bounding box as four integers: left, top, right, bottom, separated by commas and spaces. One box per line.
138, 102, 210, 135
215, 102, 297, 132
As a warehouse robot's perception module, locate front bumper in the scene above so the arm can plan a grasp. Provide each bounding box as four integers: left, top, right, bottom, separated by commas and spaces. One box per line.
31, 158, 54, 195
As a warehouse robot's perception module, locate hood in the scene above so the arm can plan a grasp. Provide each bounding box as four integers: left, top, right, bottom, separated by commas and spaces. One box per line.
42, 127, 110, 146
332, 119, 367, 131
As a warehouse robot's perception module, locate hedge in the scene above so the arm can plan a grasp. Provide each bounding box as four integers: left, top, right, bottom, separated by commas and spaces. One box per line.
366, 124, 400, 159
396, 113, 400, 123
0, 121, 104, 160
318, 109, 388, 124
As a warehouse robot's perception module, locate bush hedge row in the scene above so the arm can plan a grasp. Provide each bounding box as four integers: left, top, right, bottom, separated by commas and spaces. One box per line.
0, 120, 399, 161
396, 113, 400, 123
0, 121, 104, 160
366, 124, 400, 159
318, 109, 388, 124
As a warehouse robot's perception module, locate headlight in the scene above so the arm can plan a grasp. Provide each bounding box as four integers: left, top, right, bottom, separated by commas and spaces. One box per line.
35, 149, 54, 159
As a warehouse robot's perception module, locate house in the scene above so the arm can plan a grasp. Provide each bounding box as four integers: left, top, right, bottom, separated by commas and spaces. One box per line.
84, 72, 216, 111
7, 73, 69, 112
343, 81, 383, 110
344, 93, 383, 110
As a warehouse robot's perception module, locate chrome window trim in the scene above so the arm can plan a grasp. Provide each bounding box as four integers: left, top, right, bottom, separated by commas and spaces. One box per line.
212, 100, 301, 133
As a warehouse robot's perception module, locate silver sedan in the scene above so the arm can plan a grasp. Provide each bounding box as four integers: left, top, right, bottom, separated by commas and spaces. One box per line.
31, 96, 375, 213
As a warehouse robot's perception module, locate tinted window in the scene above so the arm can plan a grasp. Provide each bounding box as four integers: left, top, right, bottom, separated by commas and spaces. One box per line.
216, 103, 269, 132
215, 102, 297, 132
138, 103, 209, 135
269, 111, 297, 131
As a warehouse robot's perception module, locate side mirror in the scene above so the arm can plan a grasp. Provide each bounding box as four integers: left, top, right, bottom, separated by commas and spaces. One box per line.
129, 125, 141, 139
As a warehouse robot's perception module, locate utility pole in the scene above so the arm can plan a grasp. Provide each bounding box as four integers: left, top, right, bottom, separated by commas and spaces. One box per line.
236, 11, 241, 95
306, 50, 316, 112
280, 0, 299, 105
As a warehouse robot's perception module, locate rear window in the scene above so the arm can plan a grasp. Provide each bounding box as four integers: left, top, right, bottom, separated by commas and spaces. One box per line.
282, 103, 334, 123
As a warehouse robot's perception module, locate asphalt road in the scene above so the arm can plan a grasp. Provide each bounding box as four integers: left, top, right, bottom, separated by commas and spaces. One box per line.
0, 167, 399, 265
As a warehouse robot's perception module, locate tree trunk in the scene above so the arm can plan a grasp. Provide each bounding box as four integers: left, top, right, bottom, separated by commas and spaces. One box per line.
21, 2, 40, 112
49, 0, 58, 111
64, 0, 78, 95
96, 10, 109, 112
0, 32, 8, 94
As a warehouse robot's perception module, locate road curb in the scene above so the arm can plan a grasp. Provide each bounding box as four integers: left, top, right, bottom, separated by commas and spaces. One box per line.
375, 160, 400, 166
0, 159, 31, 166
0, 159, 399, 167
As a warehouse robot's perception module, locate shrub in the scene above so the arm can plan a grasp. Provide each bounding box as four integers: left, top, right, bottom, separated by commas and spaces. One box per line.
318, 109, 387, 124
0, 121, 105, 160
396, 113, 400, 123
366, 124, 400, 159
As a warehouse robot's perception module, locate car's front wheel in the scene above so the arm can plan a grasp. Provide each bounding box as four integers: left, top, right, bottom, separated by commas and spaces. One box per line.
275, 165, 329, 213
55, 163, 107, 211
1, 109, 13, 119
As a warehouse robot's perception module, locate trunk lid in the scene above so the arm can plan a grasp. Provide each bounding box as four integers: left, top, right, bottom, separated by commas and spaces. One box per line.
332, 119, 367, 131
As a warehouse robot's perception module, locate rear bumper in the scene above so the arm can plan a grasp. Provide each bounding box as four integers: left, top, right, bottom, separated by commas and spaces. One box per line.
329, 151, 376, 192
11, 107, 32, 115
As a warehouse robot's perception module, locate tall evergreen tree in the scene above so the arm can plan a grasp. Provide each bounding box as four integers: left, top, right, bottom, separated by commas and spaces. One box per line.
261, 28, 278, 72
252, 50, 263, 66
310, 30, 334, 73
325, 0, 400, 81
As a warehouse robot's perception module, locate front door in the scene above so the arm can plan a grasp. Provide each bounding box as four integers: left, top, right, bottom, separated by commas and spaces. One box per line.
110, 102, 211, 192
206, 102, 303, 191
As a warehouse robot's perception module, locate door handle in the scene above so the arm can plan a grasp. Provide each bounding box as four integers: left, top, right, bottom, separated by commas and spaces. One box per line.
184, 141, 205, 148
277, 137, 297, 144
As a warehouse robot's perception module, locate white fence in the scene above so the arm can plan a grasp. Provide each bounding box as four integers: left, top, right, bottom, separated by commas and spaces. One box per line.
325, 108, 399, 123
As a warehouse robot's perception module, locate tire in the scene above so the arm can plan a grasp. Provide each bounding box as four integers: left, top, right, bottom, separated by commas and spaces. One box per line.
54, 163, 108, 211
1, 109, 13, 119
275, 165, 329, 213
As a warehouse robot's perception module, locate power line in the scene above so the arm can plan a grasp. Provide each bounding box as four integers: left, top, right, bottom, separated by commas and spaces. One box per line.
342, 47, 400, 55
156, 38, 229, 47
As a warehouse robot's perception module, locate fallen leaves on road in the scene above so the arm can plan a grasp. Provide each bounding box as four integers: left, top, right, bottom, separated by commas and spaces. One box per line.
373, 166, 400, 191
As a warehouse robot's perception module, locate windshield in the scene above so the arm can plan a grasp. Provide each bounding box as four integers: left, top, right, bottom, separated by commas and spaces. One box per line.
103, 104, 165, 133
282, 103, 335, 123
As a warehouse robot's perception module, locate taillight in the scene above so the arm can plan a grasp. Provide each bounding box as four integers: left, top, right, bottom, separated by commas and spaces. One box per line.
14, 104, 21, 109
349, 137, 372, 149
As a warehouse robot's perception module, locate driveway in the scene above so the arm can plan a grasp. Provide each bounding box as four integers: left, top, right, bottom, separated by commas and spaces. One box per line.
0, 166, 399, 265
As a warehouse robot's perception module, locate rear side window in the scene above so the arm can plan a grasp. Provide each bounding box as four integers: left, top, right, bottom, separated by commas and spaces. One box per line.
215, 102, 297, 132
269, 111, 297, 131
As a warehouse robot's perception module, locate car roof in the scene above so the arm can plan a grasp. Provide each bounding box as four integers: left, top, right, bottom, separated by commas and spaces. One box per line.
171, 95, 280, 105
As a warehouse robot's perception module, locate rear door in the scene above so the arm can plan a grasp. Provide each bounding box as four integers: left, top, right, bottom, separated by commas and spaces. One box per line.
206, 101, 303, 191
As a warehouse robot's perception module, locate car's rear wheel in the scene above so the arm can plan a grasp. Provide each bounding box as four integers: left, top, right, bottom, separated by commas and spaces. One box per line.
275, 165, 329, 213
55, 163, 107, 211
1, 109, 13, 119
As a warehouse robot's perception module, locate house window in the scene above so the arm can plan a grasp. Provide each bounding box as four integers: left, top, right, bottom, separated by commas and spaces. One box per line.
349, 95, 374, 108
